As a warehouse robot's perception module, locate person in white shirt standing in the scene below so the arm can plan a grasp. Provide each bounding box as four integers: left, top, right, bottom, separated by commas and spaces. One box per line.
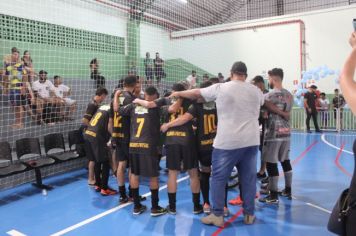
318, 92, 330, 129
32, 70, 56, 124
186, 70, 197, 89
53, 75, 77, 121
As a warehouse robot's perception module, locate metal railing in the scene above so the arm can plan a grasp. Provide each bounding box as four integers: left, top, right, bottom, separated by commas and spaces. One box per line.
291, 108, 356, 131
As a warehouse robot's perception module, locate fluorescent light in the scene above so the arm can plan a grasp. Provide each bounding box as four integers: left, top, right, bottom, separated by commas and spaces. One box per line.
177, 0, 188, 3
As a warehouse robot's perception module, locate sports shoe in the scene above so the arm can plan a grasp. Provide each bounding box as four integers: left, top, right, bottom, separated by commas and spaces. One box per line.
201, 213, 224, 227
119, 195, 129, 204
193, 204, 203, 214
94, 185, 101, 192
261, 176, 269, 184
203, 203, 211, 214
257, 172, 267, 179
244, 214, 256, 225
223, 207, 230, 217
129, 195, 147, 202
151, 206, 168, 217
166, 205, 177, 215
280, 188, 292, 199
229, 196, 243, 205
259, 193, 279, 204
133, 204, 147, 215
100, 188, 118, 196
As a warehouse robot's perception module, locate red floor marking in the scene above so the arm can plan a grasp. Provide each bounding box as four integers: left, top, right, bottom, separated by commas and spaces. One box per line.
334, 143, 352, 177
213, 140, 319, 235
212, 208, 244, 236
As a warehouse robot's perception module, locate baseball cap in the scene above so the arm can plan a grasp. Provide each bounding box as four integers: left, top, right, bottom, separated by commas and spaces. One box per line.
231, 61, 247, 76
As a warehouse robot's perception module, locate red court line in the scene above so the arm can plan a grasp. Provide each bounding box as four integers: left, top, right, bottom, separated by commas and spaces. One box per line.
334, 143, 352, 177
212, 208, 244, 236
291, 140, 318, 166
213, 140, 318, 235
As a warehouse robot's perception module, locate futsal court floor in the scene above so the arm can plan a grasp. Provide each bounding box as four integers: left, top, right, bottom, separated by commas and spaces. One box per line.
0, 131, 354, 236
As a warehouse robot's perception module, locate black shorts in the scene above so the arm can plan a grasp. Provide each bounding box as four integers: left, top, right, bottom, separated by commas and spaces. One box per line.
145, 68, 154, 80
166, 144, 198, 171
130, 153, 159, 177
86, 138, 109, 163
198, 150, 212, 167
84, 139, 95, 162
116, 142, 130, 162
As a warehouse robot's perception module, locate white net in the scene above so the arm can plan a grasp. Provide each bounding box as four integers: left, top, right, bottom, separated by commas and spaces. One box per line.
0, 0, 355, 147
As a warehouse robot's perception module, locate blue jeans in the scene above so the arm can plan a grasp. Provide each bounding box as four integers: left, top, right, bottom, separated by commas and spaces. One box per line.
211, 146, 258, 216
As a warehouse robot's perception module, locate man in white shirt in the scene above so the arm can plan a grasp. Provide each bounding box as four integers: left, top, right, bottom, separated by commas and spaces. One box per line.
318, 92, 330, 129
170, 61, 290, 227
32, 70, 56, 124
53, 75, 76, 120
186, 70, 197, 89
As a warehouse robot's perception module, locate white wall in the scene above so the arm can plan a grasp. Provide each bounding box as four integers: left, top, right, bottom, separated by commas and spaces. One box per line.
167, 5, 356, 93
140, 22, 171, 58
0, 0, 127, 37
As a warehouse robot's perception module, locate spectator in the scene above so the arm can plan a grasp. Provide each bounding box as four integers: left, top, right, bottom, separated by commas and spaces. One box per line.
304, 85, 321, 133
318, 92, 330, 129
209, 77, 220, 84
53, 75, 77, 121
22, 50, 35, 82
134, 77, 144, 99
5, 47, 26, 129
218, 72, 224, 82
32, 70, 56, 124
186, 70, 197, 89
169, 61, 289, 226
21, 74, 36, 121
154, 52, 164, 87
202, 74, 209, 82
90, 58, 105, 89
2, 47, 22, 96
332, 88, 346, 130
144, 52, 154, 86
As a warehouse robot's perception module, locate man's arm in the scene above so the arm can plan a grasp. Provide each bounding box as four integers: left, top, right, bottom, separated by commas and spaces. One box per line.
161, 112, 194, 133
170, 89, 203, 101
340, 33, 356, 115
263, 100, 290, 120
113, 90, 122, 112
108, 118, 113, 135
118, 103, 134, 116
133, 98, 157, 108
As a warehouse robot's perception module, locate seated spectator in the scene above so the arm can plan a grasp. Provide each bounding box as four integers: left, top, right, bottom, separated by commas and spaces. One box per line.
21, 74, 36, 121
22, 50, 35, 83
53, 75, 77, 121
186, 70, 197, 89
90, 58, 105, 89
2, 47, 22, 96
32, 70, 56, 124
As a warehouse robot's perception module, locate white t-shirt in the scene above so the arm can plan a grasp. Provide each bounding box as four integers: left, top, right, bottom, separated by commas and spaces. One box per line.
201, 80, 264, 150
186, 75, 197, 88
319, 98, 329, 111
32, 80, 55, 99
53, 84, 70, 98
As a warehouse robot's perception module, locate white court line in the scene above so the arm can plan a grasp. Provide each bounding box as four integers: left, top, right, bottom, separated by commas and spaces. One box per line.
50, 175, 190, 236
291, 196, 331, 214
321, 134, 353, 155
6, 230, 27, 236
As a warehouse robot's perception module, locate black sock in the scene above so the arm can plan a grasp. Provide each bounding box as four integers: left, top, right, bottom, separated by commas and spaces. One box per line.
119, 185, 126, 196
200, 172, 210, 204
151, 189, 159, 209
128, 185, 132, 198
193, 193, 200, 207
224, 184, 228, 207
131, 188, 140, 208
168, 192, 176, 209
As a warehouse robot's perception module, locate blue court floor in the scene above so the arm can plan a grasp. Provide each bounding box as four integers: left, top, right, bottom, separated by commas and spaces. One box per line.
0, 132, 354, 236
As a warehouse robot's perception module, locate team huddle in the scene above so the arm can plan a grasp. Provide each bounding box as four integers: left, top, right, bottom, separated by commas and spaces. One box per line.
79, 63, 293, 223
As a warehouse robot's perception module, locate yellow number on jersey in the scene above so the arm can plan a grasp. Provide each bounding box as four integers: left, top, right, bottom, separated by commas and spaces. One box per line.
113, 112, 122, 128
169, 107, 184, 122
90, 112, 103, 127
135, 118, 145, 137
203, 114, 216, 135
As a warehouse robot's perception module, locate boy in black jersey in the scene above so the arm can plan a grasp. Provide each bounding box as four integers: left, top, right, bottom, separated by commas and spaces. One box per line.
118, 86, 175, 216
161, 81, 217, 214
84, 104, 117, 196
112, 75, 138, 203
134, 83, 203, 215
81, 87, 108, 186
